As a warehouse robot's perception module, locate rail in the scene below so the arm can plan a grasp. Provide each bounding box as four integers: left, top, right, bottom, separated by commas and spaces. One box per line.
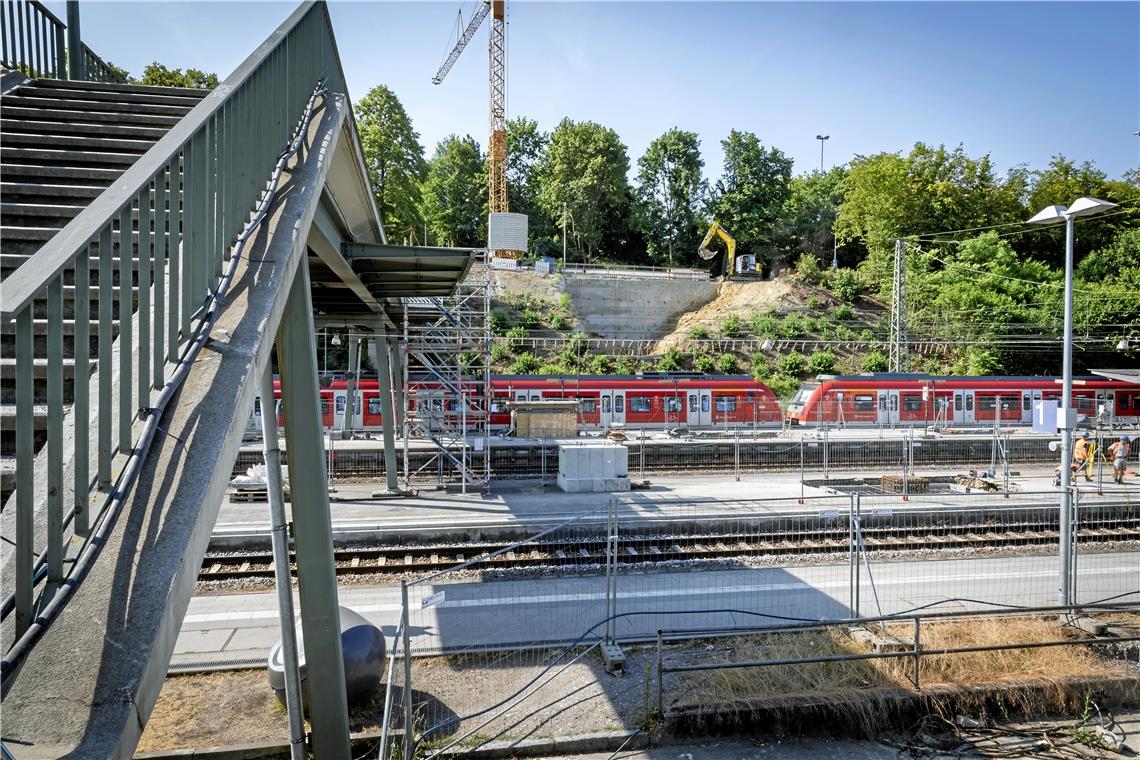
79, 40, 120, 82
2, 0, 346, 647
654, 601, 1140, 712
559, 262, 710, 281
1, 0, 65, 78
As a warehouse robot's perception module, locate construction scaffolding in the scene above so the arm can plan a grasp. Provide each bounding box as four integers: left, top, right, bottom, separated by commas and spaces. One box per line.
401, 251, 492, 491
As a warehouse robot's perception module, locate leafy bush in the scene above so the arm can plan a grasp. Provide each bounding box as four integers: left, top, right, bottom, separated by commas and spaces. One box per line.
490, 309, 509, 334
517, 308, 542, 330
589, 354, 613, 374
777, 351, 807, 376
612, 355, 637, 375
767, 372, 801, 400
807, 350, 836, 374
693, 354, 716, 373
795, 252, 823, 285
750, 354, 771, 380
749, 312, 778, 337
490, 342, 512, 364
859, 329, 875, 342
715, 353, 740, 374
834, 325, 855, 341
862, 349, 889, 373
834, 304, 854, 321
510, 352, 542, 374
721, 314, 742, 338
538, 362, 566, 374
549, 312, 572, 331
806, 294, 821, 310
558, 292, 573, 311
689, 324, 711, 340
830, 268, 862, 301
657, 347, 684, 372
559, 332, 590, 369
458, 351, 480, 373
777, 314, 806, 339
504, 326, 528, 350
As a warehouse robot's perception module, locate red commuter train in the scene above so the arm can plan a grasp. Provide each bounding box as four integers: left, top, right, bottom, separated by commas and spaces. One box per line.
786, 374, 1140, 427
249, 373, 1140, 435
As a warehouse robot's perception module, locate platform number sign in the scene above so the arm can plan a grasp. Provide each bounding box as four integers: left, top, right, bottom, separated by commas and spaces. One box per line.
1033, 399, 1059, 434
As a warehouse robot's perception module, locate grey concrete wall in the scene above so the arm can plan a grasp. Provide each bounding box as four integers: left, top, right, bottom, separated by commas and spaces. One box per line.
562, 274, 719, 339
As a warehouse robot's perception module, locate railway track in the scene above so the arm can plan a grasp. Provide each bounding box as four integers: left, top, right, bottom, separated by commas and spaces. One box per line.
198, 516, 1140, 582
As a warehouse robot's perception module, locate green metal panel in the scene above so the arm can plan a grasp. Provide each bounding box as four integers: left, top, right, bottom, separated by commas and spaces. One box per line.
98, 226, 113, 489
278, 261, 352, 759
373, 321, 399, 492
118, 204, 133, 453
137, 187, 152, 413
154, 166, 167, 388
46, 276, 64, 594
15, 308, 33, 637
74, 244, 90, 535
168, 157, 182, 363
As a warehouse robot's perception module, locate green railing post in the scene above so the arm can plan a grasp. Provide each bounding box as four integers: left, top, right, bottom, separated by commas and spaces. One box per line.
137, 187, 152, 414
117, 204, 133, 453
74, 246, 91, 535
15, 308, 34, 638
97, 226, 113, 489
65, 0, 82, 79
46, 277, 64, 597
153, 167, 167, 389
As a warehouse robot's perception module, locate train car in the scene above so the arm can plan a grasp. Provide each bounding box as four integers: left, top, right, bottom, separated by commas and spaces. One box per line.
489, 374, 782, 431
786, 374, 1140, 428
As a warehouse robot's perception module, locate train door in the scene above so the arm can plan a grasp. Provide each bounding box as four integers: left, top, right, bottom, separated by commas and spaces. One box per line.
600, 390, 626, 427
332, 391, 363, 429
876, 390, 899, 425
960, 391, 975, 424
687, 390, 712, 427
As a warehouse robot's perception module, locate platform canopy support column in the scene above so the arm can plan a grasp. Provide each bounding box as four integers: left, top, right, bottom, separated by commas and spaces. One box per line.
277, 261, 351, 759
341, 334, 359, 438
373, 317, 400, 495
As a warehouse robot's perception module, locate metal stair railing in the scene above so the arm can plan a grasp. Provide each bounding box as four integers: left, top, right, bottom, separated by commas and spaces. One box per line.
0, 0, 66, 79
0, 0, 347, 649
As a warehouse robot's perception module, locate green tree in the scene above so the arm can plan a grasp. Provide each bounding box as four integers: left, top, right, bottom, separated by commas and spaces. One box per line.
709, 130, 793, 270
420, 135, 485, 247
807, 350, 836, 375
634, 128, 705, 267
835, 143, 1026, 295
536, 119, 631, 263
778, 166, 847, 263
138, 62, 218, 89
506, 117, 557, 257
777, 351, 807, 376
862, 350, 889, 373
356, 85, 426, 239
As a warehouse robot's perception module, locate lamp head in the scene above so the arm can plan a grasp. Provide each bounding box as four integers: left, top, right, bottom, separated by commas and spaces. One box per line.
1026, 205, 1067, 225
1066, 196, 1118, 217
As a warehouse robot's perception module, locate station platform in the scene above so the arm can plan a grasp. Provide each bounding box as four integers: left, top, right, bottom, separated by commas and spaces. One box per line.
209, 468, 1134, 548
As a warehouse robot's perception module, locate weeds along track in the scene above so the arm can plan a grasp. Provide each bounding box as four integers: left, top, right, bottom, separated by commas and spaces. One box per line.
199, 511, 1140, 582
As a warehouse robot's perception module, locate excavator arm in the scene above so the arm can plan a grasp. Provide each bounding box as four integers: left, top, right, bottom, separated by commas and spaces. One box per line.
697, 220, 737, 277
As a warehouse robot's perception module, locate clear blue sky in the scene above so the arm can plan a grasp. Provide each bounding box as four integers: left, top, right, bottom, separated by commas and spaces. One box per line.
53, 1, 1140, 182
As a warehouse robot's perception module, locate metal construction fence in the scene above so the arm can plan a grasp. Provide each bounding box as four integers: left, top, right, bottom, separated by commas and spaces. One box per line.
376, 489, 1140, 758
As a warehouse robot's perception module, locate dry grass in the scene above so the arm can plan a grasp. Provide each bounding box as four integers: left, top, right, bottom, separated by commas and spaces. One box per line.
672, 615, 1134, 735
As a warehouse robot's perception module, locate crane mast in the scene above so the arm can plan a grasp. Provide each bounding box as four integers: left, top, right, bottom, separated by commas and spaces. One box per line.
433, 0, 510, 222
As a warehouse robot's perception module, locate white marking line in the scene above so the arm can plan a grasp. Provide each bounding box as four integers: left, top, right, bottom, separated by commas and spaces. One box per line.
184, 565, 1132, 624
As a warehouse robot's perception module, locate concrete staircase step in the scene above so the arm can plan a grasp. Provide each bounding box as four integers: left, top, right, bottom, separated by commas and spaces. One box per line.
1, 132, 156, 154
2, 93, 196, 118
0, 104, 182, 128
29, 77, 212, 99
0, 181, 105, 200
0, 456, 14, 504
1, 146, 141, 167
0, 117, 169, 141
0, 163, 124, 183
16, 83, 205, 109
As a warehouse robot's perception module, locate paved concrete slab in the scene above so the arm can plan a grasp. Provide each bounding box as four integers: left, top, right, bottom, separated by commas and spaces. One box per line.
174, 551, 1140, 668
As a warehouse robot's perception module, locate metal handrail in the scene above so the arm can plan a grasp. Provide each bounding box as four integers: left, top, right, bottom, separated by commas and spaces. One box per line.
2, 0, 348, 643
80, 40, 123, 82
0, 0, 66, 78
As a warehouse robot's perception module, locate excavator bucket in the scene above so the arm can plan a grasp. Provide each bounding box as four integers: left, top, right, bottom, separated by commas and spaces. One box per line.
697, 246, 717, 260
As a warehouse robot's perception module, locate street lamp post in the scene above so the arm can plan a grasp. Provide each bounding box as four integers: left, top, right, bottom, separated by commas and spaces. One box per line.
1026, 196, 1117, 605
815, 134, 829, 173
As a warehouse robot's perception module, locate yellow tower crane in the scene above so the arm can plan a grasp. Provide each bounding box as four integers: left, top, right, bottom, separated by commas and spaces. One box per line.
433, 0, 509, 249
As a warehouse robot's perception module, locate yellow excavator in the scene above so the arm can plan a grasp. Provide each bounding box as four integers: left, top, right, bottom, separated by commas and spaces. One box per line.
697, 220, 757, 279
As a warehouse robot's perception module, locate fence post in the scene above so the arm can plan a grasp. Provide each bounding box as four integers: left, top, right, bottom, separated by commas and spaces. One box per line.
734, 429, 740, 482
852, 494, 862, 617
1070, 489, 1080, 604
912, 617, 922, 689
401, 581, 414, 760
798, 440, 805, 504
655, 630, 664, 715
823, 425, 829, 481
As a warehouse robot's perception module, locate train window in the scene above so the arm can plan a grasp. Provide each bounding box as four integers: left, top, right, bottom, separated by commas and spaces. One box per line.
701, 395, 710, 413
1076, 397, 1094, 410
320, 399, 330, 415
715, 395, 737, 412
977, 396, 996, 411
1023, 394, 1031, 410
530, 393, 541, 401
889, 395, 898, 411
254, 398, 262, 416
854, 395, 874, 412
903, 396, 923, 412
879, 395, 886, 411
965, 395, 974, 411
629, 396, 652, 413
335, 396, 346, 413
614, 395, 624, 413
368, 398, 382, 415
688, 394, 698, 412
664, 397, 683, 413
1122, 395, 1131, 410
602, 396, 611, 414
954, 394, 962, 411
579, 399, 597, 414
516, 392, 527, 401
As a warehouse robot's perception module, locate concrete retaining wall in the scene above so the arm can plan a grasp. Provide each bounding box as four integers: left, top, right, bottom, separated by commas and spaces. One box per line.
562, 273, 719, 339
